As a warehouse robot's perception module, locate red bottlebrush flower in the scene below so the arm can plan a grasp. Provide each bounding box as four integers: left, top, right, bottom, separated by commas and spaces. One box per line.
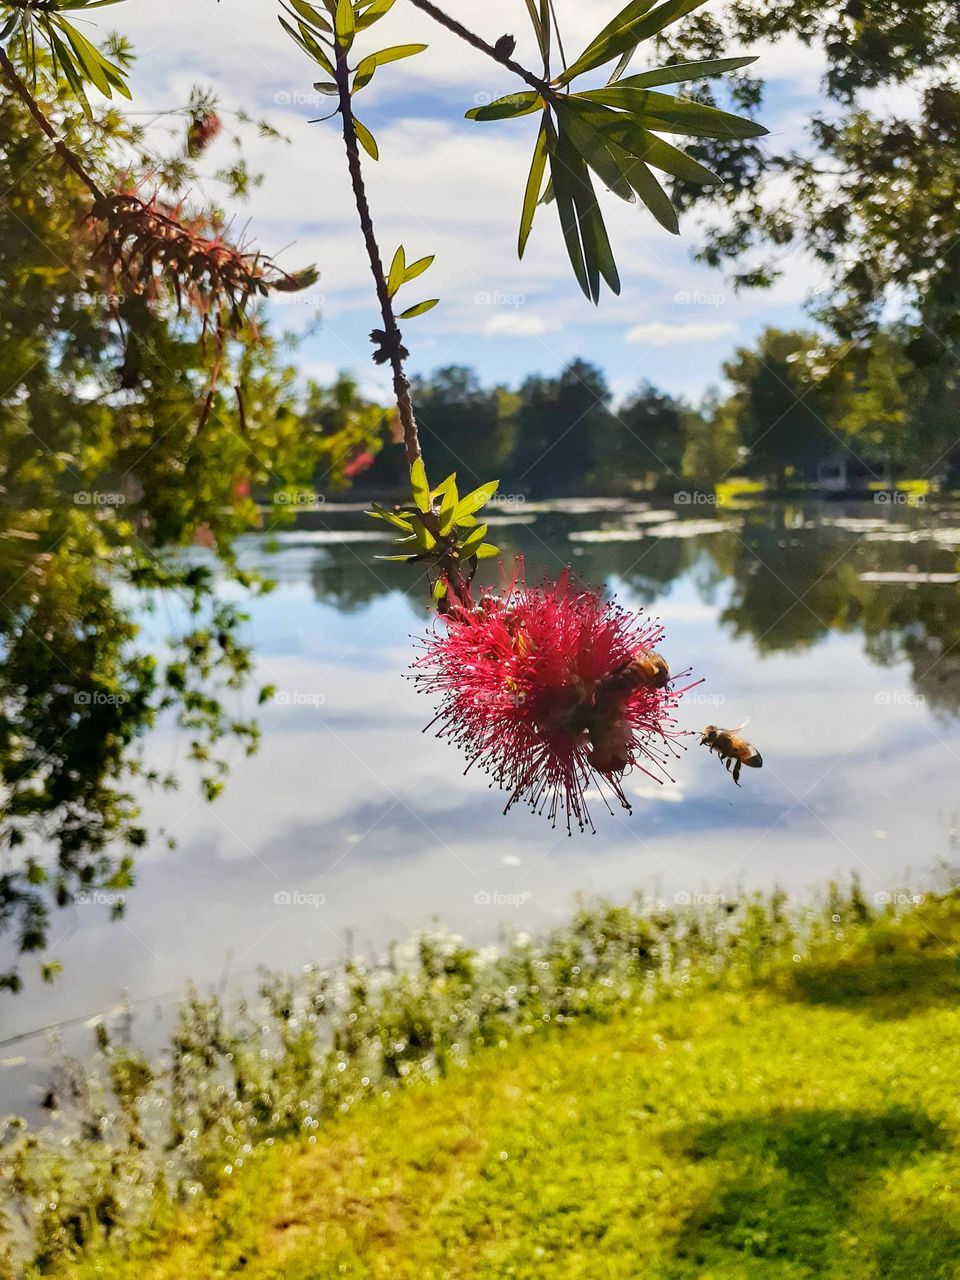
413, 565, 699, 832
343, 449, 375, 479
187, 110, 223, 157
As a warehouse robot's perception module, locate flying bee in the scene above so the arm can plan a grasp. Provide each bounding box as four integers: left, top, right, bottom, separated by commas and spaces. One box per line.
602, 648, 671, 697
699, 723, 763, 786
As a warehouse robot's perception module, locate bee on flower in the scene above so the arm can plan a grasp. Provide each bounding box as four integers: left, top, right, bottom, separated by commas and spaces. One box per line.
412, 563, 700, 832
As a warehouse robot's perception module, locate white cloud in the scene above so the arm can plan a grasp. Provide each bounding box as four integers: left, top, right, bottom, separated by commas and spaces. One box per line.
482, 313, 552, 337
625, 321, 737, 347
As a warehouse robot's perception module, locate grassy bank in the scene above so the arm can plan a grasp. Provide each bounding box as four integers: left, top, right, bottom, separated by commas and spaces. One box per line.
5, 882, 960, 1278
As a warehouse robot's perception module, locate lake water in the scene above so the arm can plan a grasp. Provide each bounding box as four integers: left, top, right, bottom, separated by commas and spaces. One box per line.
2, 496, 959, 1108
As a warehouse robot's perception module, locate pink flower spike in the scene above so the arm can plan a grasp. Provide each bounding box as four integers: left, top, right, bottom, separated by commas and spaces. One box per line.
412, 561, 700, 833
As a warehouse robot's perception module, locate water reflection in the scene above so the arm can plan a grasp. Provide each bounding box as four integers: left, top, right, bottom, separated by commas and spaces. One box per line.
1, 497, 959, 1111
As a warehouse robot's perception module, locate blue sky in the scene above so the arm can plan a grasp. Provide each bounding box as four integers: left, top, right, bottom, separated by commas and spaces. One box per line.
113, 0, 835, 405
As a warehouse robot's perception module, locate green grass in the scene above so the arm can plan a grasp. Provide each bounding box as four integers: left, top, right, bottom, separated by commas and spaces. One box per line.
61, 910, 960, 1280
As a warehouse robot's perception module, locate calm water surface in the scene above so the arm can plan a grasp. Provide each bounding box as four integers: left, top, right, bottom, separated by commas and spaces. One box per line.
2, 497, 959, 1105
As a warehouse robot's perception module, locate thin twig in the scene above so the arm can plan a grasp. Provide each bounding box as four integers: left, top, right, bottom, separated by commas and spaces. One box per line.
333, 41, 421, 468
0, 46, 103, 199
406, 0, 551, 95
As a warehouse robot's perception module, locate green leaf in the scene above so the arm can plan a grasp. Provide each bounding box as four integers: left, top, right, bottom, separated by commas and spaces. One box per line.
608, 47, 637, 84
410, 457, 431, 512
355, 0, 396, 28
619, 55, 758, 88
579, 85, 769, 139
589, 110, 721, 186
454, 480, 499, 522
560, 0, 709, 84
475, 542, 500, 559
412, 522, 438, 552
353, 43, 425, 91
617, 150, 679, 234
387, 245, 406, 298
559, 0, 658, 84
557, 101, 635, 203
286, 0, 333, 33
56, 18, 121, 96
375, 553, 420, 561
353, 117, 379, 159
403, 254, 434, 284
554, 124, 619, 300
545, 116, 590, 300
280, 15, 335, 72
466, 91, 541, 122
370, 42, 427, 65
335, 0, 355, 48
458, 524, 489, 558
438, 477, 460, 535
519, 120, 548, 257
368, 502, 414, 532
523, 0, 546, 67
574, 109, 680, 231
398, 298, 439, 319
433, 577, 448, 601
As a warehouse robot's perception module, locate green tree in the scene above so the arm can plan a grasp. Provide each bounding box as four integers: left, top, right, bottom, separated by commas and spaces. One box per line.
681, 390, 742, 485
608, 382, 687, 488
723, 329, 846, 488
411, 367, 516, 491
660, 2, 960, 478
301, 372, 389, 492
508, 359, 615, 497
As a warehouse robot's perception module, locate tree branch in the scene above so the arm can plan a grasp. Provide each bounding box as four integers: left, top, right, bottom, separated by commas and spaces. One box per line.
0, 46, 103, 199
333, 41, 421, 469
406, 0, 551, 95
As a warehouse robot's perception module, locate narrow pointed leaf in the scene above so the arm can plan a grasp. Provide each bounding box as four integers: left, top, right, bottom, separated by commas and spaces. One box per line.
559, 0, 658, 84
519, 120, 548, 256
458, 523, 489, 557
410, 457, 431, 512
286, 0, 332, 32
335, 0, 355, 47
466, 91, 541, 122
560, 0, 709, 84
353, 117, 379, 159
355, 0, 396, 27
402, 254, 434, 284
454, 480, 499, 522
582, 107, 721, 186
397, 298, 439, 319
580, 85, 769, 139
387, 245, 406, 298
619, 55, 758, 88
557, 101, 635, 202
545, 117, 590, 300
438, 478, 459, 534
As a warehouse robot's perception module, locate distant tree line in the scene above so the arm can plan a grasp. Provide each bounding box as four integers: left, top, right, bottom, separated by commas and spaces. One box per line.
314, 324, 960, 499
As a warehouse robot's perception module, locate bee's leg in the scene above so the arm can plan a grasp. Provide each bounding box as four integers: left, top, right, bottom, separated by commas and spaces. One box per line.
733, 759, 742, 786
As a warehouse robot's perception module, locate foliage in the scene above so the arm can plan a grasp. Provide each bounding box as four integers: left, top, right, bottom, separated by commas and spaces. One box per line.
464, 4, 767, 301
658, 3, 960, 384
277, 0, 766, 305
3, 879, 960, 1276
301, 372, 390, 491
0, 68, 367, 988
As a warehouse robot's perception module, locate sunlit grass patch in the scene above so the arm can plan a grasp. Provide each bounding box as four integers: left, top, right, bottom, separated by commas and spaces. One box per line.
23, 882, 960, 1280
